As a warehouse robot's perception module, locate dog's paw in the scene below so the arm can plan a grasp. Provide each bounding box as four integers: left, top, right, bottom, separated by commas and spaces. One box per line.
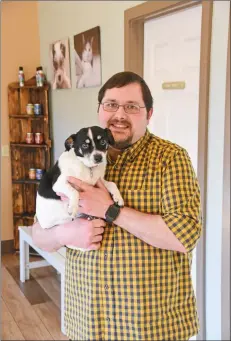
112, 195, 124, 207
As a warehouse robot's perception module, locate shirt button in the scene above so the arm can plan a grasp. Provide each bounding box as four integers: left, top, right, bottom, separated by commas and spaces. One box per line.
105, 284, 109, 290
104, 252, 107, 260
106, 317, 110, 322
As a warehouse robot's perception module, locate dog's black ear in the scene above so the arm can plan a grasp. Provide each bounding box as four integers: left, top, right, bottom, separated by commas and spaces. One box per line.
61, 43, 66, 58
104, 128, 115, 146
64, 134, 76, 151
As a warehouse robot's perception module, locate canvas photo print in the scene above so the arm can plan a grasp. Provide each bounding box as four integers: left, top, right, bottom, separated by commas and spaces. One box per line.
50, 38, 71, 89
74, 26, 102, 88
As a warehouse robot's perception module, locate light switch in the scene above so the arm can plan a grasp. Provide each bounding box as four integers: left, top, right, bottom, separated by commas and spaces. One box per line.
2, 145, 9, 157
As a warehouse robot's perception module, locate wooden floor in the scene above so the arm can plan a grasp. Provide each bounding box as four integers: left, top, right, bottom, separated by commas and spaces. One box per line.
1, 253, 68, 340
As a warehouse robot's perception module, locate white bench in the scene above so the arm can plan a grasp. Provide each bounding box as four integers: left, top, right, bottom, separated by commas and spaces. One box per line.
18, 226, 66, 335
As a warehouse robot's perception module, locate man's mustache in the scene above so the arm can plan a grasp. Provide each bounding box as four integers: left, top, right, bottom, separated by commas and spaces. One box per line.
108, 119, 131, 127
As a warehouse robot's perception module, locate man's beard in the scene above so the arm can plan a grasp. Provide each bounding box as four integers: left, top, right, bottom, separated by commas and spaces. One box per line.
108, 119, 133, 150
113, 136, 133, 150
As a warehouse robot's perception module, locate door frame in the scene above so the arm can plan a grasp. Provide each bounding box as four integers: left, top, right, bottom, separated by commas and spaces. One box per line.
221, 16, 230, 340
124, 1, 213, 340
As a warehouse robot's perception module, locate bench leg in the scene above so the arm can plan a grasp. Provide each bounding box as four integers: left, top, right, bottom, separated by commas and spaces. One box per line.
61, 272, 66, 335
19, 235, 30, 282
20, 235, 26, 282
25, 242, 30, 280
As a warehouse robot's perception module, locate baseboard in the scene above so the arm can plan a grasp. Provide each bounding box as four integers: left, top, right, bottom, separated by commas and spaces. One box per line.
1, 239, 15, 254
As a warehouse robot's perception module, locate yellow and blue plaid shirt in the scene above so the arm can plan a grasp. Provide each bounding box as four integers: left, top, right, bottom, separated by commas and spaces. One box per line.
65, 129, 202, 340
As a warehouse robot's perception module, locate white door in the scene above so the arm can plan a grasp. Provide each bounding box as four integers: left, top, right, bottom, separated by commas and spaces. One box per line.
144, 5, 202, 340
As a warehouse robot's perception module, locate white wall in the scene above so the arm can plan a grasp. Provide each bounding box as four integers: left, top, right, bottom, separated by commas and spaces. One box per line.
38, 0, 144, 162
205, 1, 230, 340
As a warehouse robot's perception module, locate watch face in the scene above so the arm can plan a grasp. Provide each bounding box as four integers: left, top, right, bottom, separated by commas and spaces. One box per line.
105, 203, 120, 223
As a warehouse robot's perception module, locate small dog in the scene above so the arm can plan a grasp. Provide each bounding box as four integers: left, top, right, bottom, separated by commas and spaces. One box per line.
36, 126, 124, 250
52, 40, 71, 89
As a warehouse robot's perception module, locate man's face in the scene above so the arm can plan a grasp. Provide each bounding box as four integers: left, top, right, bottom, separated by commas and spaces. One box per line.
98, 83, 153, 149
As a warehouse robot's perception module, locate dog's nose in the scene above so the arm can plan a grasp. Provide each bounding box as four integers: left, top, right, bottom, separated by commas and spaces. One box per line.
94, 154, 103, 163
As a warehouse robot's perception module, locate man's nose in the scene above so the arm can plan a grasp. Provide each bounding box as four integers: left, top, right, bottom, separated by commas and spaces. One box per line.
113, 106, 127, 119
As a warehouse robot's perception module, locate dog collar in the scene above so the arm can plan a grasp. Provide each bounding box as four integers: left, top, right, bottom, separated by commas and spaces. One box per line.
90, 167, 93, 178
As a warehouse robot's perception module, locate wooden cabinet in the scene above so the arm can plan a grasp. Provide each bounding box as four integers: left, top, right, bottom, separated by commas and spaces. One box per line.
8, 80, 51, 250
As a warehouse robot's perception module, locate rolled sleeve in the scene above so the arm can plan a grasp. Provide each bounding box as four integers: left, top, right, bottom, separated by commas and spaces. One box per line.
161, 148, 202, 252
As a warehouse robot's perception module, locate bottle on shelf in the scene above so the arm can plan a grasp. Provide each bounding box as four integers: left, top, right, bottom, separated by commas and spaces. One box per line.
37, 66, 45, 87
35, 67, 40, 87
18, 66, 25, 87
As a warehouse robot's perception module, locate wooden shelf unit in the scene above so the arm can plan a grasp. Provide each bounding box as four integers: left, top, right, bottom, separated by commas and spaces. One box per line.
8, 80, 52, 250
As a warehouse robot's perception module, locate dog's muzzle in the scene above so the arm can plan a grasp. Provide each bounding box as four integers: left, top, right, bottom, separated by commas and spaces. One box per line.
94, 154, 103, 163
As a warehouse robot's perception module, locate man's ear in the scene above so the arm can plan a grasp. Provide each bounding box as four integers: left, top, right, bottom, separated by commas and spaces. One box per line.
64, 134, 76, 151
105, 128, 115, 146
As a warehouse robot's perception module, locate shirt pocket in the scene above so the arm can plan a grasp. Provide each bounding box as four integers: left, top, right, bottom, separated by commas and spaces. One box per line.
123, 189, 160, 214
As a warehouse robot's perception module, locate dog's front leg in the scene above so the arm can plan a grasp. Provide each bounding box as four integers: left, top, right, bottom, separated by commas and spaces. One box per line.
52, 175, 79, 218
101, 179, 124, 207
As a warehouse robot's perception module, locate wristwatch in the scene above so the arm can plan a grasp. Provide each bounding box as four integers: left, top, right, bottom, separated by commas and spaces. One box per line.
105, 202, 121, 223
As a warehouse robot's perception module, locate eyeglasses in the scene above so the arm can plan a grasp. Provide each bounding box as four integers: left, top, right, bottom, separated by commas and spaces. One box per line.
99, 102, 146, 114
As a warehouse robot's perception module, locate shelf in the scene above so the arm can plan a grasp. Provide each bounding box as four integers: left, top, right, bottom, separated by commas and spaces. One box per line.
9, 114, 45, 119
12, 179, 40, 184
9, 83, 49, 90
9, 78, 51, 250
14, 212, 35, 219
10, 143, 48, 148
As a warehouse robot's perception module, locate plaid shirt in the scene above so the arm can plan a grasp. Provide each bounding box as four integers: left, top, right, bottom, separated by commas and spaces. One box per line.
65, 129, 202, 340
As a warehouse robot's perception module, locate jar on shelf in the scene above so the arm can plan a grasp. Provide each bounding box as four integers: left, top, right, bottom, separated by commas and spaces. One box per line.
26, 133, 34, 144
26, 103, 34, 115
36, 169, 43, 180
28, 168, 36, 180
35, 132, 44, 144
34, 103, 42, 116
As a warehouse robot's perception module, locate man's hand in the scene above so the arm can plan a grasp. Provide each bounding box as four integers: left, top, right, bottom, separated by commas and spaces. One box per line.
66, 177, 114, 219
57, 217, 106, 250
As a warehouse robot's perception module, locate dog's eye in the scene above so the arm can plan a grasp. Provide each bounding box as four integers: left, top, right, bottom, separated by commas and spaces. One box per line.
82, 143, 88, 149
100, 139, 106, 145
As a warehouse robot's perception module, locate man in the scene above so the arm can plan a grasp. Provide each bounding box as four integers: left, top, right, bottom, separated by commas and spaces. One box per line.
32, 71, 202, 341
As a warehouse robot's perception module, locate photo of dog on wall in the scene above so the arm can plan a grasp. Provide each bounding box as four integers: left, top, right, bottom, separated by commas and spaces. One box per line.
74, 26, 102, 89
50, 38, 71, 89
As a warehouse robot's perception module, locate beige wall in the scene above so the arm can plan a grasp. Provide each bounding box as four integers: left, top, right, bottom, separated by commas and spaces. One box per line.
38, 1, 144, 161
1, 1, 40, 241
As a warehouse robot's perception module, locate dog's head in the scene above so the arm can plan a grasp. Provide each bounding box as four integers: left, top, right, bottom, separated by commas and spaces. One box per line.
52, 41, 66, 70
65, 126, 114, 168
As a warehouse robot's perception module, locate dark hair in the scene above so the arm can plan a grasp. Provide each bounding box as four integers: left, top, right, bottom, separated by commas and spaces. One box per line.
98, 71, 153, 112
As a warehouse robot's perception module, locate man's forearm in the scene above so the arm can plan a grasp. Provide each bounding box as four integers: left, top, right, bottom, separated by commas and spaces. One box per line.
31, 222, 63, 252
114, 207, 187, 253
